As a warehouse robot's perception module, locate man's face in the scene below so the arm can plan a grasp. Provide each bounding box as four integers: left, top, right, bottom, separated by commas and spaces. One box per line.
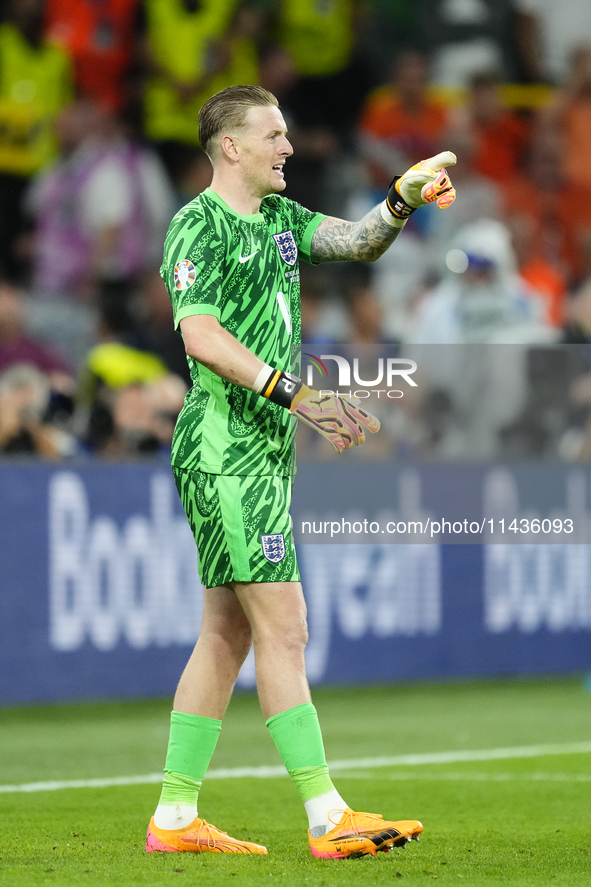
234, 104, 293, 198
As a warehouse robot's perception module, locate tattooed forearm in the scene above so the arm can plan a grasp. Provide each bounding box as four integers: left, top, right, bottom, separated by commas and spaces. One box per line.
310, 204, 403, 263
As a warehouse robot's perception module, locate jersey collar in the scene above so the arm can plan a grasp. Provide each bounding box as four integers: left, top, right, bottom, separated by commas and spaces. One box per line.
203, 188, 265, 222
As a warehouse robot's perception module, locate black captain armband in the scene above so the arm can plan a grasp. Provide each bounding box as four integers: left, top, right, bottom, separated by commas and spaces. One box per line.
253, 364, 303, 408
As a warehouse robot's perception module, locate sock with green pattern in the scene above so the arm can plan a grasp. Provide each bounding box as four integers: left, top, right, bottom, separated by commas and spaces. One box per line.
153, 711, 222, 830
266, 703, 347, 836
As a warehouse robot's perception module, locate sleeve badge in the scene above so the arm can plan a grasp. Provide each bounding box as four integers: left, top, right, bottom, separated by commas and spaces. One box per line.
174, 260, 197, 290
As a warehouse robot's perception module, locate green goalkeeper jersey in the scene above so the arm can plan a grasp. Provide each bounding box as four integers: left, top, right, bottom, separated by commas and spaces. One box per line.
161, 188, 326, 476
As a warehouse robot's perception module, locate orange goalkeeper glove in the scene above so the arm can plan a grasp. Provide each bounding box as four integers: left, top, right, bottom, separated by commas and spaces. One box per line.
290, 386, 380, 455
385, 150, 457, 221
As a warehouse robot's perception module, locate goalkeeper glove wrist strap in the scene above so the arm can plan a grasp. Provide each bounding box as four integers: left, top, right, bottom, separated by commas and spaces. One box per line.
385, 176, 415, 221
380, 200, 407, 228
255, 364, 303, 408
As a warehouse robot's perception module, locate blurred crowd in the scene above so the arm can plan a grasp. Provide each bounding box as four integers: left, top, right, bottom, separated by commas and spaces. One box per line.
3, 0, 591, 461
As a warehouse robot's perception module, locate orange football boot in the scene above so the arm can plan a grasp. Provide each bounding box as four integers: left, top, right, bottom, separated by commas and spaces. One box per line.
309, 808, 423, 859
146, 816, 268, 855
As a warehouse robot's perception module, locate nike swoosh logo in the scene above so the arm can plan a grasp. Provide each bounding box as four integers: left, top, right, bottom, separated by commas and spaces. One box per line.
239, 251, 259, 263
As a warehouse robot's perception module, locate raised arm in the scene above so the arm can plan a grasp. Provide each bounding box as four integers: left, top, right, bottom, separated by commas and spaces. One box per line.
310, 151, 457, 264
310, 206, 404, 264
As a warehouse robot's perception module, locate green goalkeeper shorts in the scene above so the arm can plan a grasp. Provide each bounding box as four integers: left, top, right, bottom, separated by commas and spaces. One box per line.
173, 467, 300, 589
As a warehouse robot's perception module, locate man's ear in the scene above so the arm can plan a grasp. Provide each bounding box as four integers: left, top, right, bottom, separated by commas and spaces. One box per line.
220, 134, 240, 163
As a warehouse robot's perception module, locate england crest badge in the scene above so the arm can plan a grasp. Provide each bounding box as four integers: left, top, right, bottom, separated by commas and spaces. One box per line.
261, 533, 286, 563
273, 230, 298, 266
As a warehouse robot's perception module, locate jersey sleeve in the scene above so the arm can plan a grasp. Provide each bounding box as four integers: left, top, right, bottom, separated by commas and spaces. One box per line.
282, 198, 326, 265
161, 205, 227, 329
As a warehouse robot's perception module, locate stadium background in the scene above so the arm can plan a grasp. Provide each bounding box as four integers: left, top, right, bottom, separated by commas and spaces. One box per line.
2, 4, 591, 884
1, 0, 591, 703
0, 0, 591, 703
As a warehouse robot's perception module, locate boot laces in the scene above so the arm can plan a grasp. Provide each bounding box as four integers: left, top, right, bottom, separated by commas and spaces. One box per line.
197, 819, 228, 849
328, 809, 384, 834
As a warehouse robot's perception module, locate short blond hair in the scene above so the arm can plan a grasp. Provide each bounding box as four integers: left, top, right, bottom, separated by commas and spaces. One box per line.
198, 85, 279, 159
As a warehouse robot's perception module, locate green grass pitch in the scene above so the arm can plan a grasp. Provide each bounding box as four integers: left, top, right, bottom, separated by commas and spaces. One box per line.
1, 678, 590, 886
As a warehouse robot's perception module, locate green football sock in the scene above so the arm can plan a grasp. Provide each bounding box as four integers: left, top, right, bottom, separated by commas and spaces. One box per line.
158, 711, 222, 807
266, 703, 335, 803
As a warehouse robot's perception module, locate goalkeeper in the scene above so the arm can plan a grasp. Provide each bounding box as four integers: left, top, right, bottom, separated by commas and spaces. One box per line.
147, 85, 456, 859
